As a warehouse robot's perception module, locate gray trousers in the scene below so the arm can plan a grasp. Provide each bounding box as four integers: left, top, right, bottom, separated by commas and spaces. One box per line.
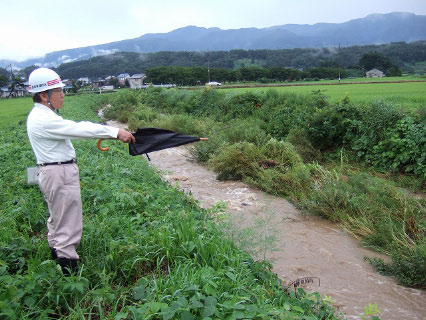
38, 163, 82, 260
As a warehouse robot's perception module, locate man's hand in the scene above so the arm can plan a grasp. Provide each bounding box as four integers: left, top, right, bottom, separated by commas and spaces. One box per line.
117, 129, 136, 143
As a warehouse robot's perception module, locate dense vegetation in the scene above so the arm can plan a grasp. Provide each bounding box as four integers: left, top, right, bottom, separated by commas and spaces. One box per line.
49, 41, 426, 80
144, 66, 350, 86
100, 88, 425, 288
0, 96, 340, 318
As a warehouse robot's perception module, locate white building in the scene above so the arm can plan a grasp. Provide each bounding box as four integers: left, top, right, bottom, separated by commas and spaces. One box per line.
128, 74, 146, 89
0, 87, 10, 98
366, 69, 385, 78
77, 77, 90, 84
117, 73, 130, 85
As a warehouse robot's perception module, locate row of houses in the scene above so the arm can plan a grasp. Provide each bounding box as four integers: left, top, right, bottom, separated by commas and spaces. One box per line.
75, 73, 146, 89
0, 73, 146, 98
0, 84, 26, 98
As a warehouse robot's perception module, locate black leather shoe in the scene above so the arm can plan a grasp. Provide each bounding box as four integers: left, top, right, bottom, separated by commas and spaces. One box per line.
57, 257, 78, 276
50, 247, 58, 260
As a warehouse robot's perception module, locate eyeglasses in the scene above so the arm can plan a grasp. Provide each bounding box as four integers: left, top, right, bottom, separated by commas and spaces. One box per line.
52, 88, 64, 93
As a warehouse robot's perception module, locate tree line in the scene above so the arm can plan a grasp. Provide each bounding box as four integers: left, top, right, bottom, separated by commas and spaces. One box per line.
50, 41, 424, 80
145, 66, 350, 85
146, 51, 404, 85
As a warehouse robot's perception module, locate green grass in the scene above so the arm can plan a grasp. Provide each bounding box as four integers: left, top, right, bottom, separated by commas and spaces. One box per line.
226, 76, 424, 85
223, 81, 426, 110
0, 95, 340, 319
0, 97, 33, 127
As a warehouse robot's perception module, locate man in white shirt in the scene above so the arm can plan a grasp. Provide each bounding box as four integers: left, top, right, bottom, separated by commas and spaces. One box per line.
26, 68, 135, 275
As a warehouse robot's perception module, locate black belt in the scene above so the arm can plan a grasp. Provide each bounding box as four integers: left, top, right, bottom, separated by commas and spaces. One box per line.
38, 159, 77, 167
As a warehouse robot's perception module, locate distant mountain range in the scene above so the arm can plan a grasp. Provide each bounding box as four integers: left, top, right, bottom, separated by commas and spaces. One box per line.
2, 12, 426, 69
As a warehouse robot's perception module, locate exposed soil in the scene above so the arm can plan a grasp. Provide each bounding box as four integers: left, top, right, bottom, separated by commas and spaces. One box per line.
105, 118, 426, 320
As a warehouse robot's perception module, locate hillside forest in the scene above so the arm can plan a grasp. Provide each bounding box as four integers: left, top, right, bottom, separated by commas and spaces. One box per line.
2, 41, 425, 85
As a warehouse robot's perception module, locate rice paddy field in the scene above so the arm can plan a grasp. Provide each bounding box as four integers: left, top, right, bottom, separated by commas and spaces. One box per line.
0, 97, 33, 126
221, 79, 426, 110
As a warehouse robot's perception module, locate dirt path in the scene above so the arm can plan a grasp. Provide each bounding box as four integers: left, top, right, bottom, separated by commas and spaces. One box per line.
106, 119, 425, 320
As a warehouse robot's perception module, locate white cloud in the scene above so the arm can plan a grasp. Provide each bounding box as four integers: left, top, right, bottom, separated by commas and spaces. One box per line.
90, 49, 120, 56
1, 0, 426, 61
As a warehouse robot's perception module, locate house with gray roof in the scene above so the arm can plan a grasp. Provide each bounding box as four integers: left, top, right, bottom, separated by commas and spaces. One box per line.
366, 69, 385, 78
128, 73, 146, 89
117, 73, 130, 85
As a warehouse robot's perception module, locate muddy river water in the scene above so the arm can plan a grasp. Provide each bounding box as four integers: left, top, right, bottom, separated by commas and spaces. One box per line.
106, 119, 425, 319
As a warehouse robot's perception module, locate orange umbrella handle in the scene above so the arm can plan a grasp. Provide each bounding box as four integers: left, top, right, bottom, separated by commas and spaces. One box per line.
200, 138, 208, 141
97, 139, 110, 151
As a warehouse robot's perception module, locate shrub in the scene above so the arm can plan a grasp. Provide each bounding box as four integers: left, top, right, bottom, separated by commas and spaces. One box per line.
371, 117, 426, 177
223, 118, 269, 145
209, 142, 260, 180
210, 138, 306, 197
367, 244, 426, 287
102, 90, 140, 122
189, 133, 225, 163
209, 142, 263, 180
189, 88, 226, 119
220, 91, 261, 120
348, 101, 403, 161
127, 104, 161, 131
307, 98, 361, 151
260, 138, 303, 168
247, 163, 313, 197
286, 128, 322, 162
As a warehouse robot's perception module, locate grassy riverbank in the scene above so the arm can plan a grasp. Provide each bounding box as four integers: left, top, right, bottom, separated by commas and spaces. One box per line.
0, 96, 339, 318
100, 87, 425, 288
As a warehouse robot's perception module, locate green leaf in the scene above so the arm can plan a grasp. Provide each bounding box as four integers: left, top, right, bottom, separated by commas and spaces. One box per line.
204, 285, 217, 296
181, 310, 196, 320
204, 296, 217, 307
133, 286, 147, 300
184, 284, 199, 292
149, 302, 168, 313
191, 301, 204, 308
291, 305, 305, 313
162, 309, 176, 320
225, 271, 236, 281
233, 303, 245, 310
177, 296, 188, 307
202, 305, 216, 317
114, 311, 129, 320
187, 241, 196, 253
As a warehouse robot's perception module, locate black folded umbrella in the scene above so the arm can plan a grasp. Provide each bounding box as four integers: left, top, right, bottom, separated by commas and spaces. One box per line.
129, 128, 207, 156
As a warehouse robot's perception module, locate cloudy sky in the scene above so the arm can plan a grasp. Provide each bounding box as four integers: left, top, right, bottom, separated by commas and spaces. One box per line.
1, 0, 426, 61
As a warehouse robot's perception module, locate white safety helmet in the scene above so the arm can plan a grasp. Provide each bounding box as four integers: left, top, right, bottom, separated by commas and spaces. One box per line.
28, 68, 65, 93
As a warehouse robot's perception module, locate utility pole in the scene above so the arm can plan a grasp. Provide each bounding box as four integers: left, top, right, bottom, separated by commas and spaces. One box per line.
338, 43, 341, 84
207, 53, 211, 83
7, 64, 13, 80
7, 64, 15, 98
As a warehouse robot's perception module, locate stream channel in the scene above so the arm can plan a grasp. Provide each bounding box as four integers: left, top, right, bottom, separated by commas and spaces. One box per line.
105, 118, 425, 320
